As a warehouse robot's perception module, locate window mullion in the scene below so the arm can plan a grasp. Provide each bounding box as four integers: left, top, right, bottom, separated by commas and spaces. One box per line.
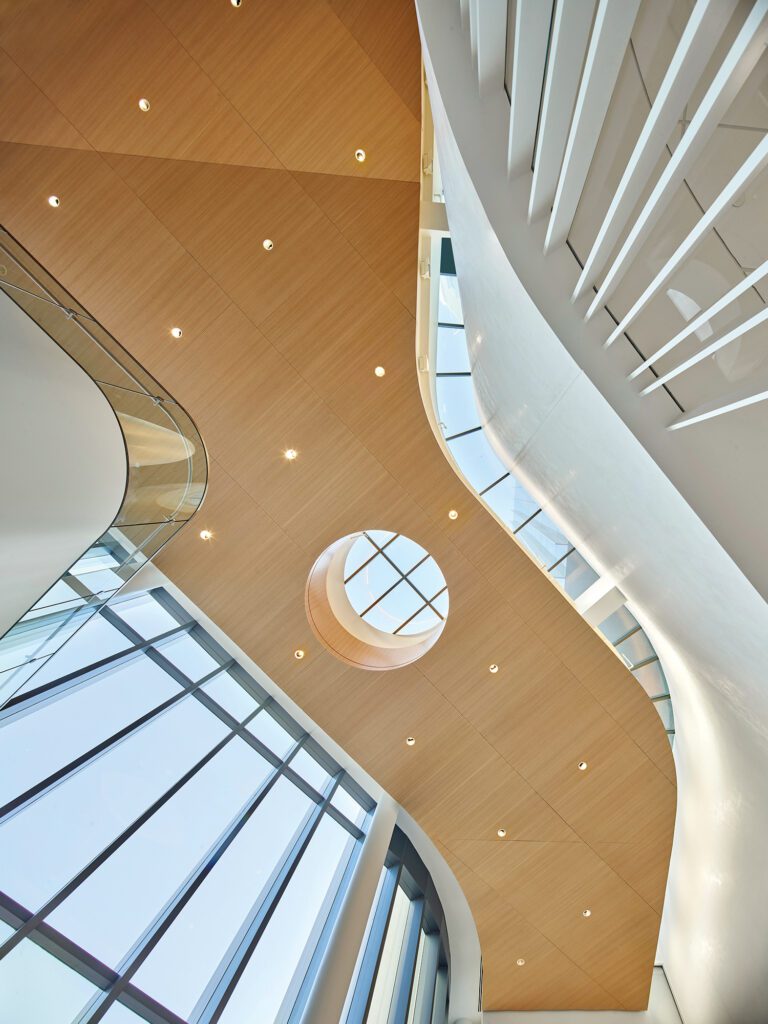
346, 862, 402, 1024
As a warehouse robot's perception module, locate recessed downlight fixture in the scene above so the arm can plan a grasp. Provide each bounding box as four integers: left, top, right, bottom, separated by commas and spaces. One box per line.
497, 827, 507, 838
578, 760, 588, 771
582, 908, 592, 918
516, 958, 526, 967
448, 509, 459, 520
294, 649, 305, 660
405, 736, 416, 746
354, 148, 366, 162
199, 529, 213, 541
374, 366, 386, 378
138, 98, 151, 112
263, 238, 274, 251
284, 448, 298, 461
231, 0, 243, 6
170, 326, 183, 339
489, 663, 499, 674
47, 195, 60, 208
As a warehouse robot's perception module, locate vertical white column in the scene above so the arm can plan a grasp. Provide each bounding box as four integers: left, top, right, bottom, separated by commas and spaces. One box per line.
301, 794, 398, 1024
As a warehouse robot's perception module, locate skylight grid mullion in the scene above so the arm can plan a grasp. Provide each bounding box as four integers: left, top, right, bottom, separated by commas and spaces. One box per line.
195, 774, 344, 1024
547, 546, 576, 574
392, 601, 429, 636
479, 472, 511, 496
0, 622, 190, 724
613, 623, 642, 646
513, 507, 543, 534
70, 738, 314, 1024
344, 533, 400, 585
436, 321, 464, 329
444, 425, 482, 443
435, 371, 472, 378
0, 661, 232, 825
376, 548, 434, 609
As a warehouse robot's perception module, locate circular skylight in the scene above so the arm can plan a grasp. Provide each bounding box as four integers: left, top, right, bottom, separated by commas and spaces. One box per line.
343, 530, 449, 636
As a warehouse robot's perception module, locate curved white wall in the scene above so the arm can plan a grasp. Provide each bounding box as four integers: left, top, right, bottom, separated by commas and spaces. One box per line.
0, 289, 127, 635
417, 3, 768, 1022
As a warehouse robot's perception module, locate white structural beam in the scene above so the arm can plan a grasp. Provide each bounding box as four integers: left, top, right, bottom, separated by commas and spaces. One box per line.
606, 132, 768, 348
528, 0, 596, 223
544, 0, 640, 252
574, 0, 739, 300
469, 0, 479, 73
587, 0, 768, 317
643, 303, 768, 395
476, 0, 507, 96
507, 0, 554, 177
668, 381, 768, 430
628, 259, 768, 381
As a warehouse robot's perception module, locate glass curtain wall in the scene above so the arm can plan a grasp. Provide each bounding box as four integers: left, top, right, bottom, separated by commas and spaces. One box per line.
0, 588, 374, 1024
434, 239, 674, 741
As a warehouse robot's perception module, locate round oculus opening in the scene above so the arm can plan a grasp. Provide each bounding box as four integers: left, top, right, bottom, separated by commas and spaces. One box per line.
305, 530, 449, 671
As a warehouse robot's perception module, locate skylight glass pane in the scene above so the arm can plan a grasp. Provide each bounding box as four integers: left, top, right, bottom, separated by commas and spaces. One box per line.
406, 558, 445, 602
203, 672, 260, 722
70, 547, 120, 575
366, 530, 396, 549
438, 275, 463, 324
398, 605, 440, 636
383, 535, 426, 575
367, 885, 412, 1023
74, 567, 125, 594
363, 581, 424, 634
559, 549, 600, 600
632, 659, 668, 700
436, 376, 481, 438
48, 739, 272, 967
0, 657, 181, 809
435, 325, 471, 374
156, 632, 220, 680
655, 697, 674, 730
448, 428, 508, 492
431, 590, 449, 617
0, 697, 227, 910
112, 592, 182, 638
345, 555, 400, 615
596, 606, 638, 645
291, 748, 332, 792
218, 815, 355, 1024
102, 1004, 144, 1022
482, 474, 540, 530
0, 939, 98, 1024
331, 786, 368, 828
515, 510, 571, 568
132, 777, 314, 1019
345, 535, 377, 579
23, 613, 131, 689
247, 708, 296, 758
28, 578, 81, 615
616, 628, 655, 667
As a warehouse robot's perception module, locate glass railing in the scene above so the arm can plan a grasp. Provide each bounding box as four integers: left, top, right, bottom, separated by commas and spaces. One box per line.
422, 233, 674, 742
0, 227, 208, 708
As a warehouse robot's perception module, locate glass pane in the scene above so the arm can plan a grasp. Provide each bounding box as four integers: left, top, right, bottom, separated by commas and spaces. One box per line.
345, 555, 400, 615
616, 628, 655, 667
448, 429, 508, 492
344, 535, 377, 579
557, 549, 600, 600
132, 777, 314, 1018
597, 606, 638, 645
247, 709, 296, 758
398, 605, 441, 637
406, 558, 445, 602
435, 376, 480, 438
384, 535, 427, 575
435, 325, 471, 374
22, 613, 131, 689
0, 697, 227, 910
0, 939, 98, 1023
218, 815, 356, 1024
0, 657, 181, 809
203, 672, 260, 722
437, 275, 463, 324
515, 510, 571, 568
632, 659, 668, 700
291, 749, 331, 792
102, 1004, 144, 1022
482, 474, 540, 531
111, 592, 183, 639
156, 632, 220, 680
367, 885, 412, 1024
48, 739, 273, 967
363, 581, 424, 634
406, 930, 426, 1024
330, 786, 368, 828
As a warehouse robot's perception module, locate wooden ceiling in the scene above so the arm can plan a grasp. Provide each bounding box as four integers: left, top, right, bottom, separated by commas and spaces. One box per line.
0, 0, 675, 1011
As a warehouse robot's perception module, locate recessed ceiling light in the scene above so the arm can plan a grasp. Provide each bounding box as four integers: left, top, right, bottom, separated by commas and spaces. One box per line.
405, 736, 416, 746
170, 326, 183, 339
231, 0, 243, 6
199, 529, 213, 541
582, 908, 592, 918
578, 761, 588, 771
138, 98, 150, 112
284, 448, 298, 461
497, 827, 507, 838
263, 239, 274, 251
47, 195, 60, 208
489, 663, 499, 674
374, 366, 386, 378
294, 649, 305, 660
448, 509, 459, 520
516, 958, 525, 967
354, 149, 366, 162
